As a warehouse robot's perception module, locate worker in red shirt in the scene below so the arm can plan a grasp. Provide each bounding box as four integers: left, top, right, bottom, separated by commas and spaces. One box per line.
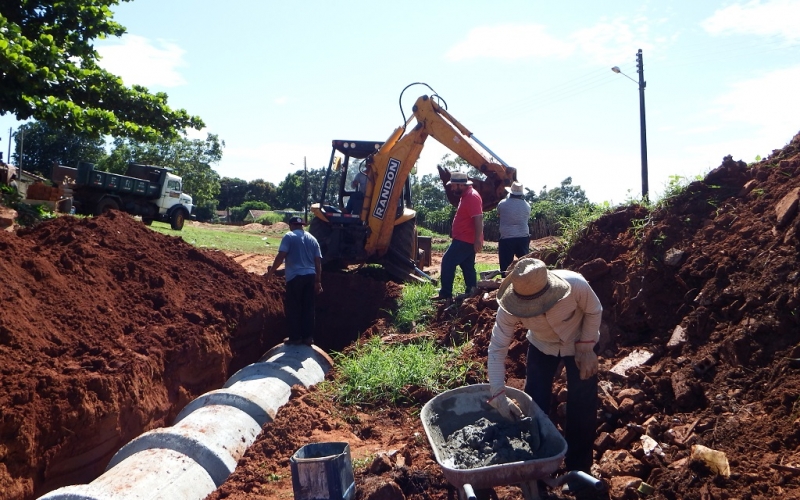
432, 171, 483, 302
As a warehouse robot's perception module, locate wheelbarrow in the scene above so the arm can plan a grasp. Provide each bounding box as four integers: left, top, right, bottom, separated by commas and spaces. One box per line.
420, 384, 603, 500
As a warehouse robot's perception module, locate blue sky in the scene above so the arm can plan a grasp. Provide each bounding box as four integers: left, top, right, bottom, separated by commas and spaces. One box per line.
2, 0, 799, 204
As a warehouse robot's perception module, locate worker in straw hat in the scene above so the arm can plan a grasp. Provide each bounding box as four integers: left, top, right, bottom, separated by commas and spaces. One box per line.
496, 181, 531, 276
432, 171, 483, 302
487, 258, 602, 476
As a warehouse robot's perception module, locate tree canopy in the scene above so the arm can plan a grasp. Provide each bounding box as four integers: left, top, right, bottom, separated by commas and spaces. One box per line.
275, 167, 340, 212
524, 177, 593, 222
0, 1, 204, 140
11, 121, 106, 178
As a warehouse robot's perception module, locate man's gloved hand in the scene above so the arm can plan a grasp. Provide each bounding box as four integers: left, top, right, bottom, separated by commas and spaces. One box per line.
575, 341, 599, 380
488, 388, 523, 421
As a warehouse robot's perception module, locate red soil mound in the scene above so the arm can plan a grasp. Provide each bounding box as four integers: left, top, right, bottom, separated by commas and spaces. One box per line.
0, 211, 398, 499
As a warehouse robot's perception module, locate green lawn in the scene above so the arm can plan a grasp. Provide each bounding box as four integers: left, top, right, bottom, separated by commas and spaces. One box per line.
147, 221, 283, 254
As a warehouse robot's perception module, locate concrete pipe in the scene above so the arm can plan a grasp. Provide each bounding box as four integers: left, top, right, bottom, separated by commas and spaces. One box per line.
38, 344, 333, 500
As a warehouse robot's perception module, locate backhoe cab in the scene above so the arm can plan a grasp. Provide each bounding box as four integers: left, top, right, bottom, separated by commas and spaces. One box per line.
309, 93, 517, 282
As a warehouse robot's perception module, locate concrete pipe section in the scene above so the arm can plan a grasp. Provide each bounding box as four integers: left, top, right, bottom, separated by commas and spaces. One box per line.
38, 344, 333, 500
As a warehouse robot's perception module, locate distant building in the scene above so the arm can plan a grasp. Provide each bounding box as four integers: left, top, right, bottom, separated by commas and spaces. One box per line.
215, 210, 229, 223
243, 210, 270, 223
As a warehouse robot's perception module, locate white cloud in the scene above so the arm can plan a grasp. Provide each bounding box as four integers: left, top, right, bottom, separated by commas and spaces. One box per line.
274, 96, 289, 105
703, 0, 800, 41
445, 24, 573, 61
446, 18, 655, 66
571, 17, 654, 65
712, 65, 800, 137
97, 35, 187, 87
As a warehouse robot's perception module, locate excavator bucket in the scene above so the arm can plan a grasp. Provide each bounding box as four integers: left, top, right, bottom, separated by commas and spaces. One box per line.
438, 165, 514, 212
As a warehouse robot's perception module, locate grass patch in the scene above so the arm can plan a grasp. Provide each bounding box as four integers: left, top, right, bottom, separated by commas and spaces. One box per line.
323, 336, 479, 407
392, 281, 438, 333
147, 221, 282, 254
558, 204, 605, 249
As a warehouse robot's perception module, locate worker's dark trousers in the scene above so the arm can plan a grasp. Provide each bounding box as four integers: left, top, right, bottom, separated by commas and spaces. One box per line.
438, 239, 477, 298
285, 274, 316, 342
524, 343, 598, 473
498, 236, 530, 275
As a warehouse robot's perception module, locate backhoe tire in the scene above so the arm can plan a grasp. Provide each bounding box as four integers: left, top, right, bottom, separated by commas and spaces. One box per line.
389, 219, 416, 262
142, 218, 153, 226
94, 198, 120, 216
382, 218, 418, 282
309, 217, 332, 256
170, 210, 186, 230
309, 217, 347, 270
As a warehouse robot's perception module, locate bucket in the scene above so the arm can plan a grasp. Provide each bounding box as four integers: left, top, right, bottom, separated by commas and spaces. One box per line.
290, 442, 355, 500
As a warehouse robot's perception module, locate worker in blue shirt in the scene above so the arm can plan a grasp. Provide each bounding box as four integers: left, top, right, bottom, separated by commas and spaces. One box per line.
265, 216, 323, 345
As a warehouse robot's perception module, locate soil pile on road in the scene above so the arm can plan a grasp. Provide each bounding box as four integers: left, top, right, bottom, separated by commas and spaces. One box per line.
0, 211, 397, 500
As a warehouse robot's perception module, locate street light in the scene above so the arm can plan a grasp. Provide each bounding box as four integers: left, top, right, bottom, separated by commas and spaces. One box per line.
612, 48, 649, 201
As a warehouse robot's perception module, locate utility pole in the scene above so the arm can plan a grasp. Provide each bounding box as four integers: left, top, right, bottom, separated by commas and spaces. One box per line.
636, 49, 649, 201
303, 156, 308, 223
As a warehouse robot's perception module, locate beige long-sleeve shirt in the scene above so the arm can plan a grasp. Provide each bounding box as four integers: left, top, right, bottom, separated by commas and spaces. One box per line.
487, 269, 602, 390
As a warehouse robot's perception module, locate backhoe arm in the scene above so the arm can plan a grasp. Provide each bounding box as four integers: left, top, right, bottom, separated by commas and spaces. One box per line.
362, 94, 518, 258
411, 95, 517, 211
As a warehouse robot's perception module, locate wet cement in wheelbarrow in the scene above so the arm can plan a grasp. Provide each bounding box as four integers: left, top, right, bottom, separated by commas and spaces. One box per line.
441, 417, 546, 469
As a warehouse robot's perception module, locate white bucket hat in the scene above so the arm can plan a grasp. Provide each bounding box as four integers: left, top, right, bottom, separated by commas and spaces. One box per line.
446, 171, 473, 186
505, 181, 524, 196
496, 258, 570, 317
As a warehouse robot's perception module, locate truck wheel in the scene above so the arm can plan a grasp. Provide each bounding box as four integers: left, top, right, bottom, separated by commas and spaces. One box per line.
170, 210, 186, 230
94, 198, 120, 216
142, 218, 153, 226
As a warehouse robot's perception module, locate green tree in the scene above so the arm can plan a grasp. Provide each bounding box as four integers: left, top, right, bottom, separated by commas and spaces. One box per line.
307, 166, 340, 208
245, 179, 278, 208
230, 200, 270, 223
276, 167, 340, 212
525, 177, 594, 227
0, 1, 203, 140
528, 177, 589, 206
411, 172, 450, 222
100, 133, 224, 219
219, 177, 249, 210
11, 121, 106, 178
276, 170, 305, 211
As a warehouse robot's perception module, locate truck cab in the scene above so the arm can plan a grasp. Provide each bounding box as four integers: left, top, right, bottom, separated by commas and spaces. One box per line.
159, 172, 194, 221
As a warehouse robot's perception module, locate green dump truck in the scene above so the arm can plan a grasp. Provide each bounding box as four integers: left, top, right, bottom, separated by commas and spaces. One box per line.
72, 161, 194, 230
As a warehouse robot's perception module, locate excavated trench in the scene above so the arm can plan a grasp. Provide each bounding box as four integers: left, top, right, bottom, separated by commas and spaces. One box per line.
0, 211, 400, 500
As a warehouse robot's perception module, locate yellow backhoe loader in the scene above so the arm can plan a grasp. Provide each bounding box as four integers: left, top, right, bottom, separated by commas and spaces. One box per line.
309, 85, 517, 282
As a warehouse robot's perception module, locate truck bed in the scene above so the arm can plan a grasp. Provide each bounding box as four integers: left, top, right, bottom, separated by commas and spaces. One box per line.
75, 162, 162, 199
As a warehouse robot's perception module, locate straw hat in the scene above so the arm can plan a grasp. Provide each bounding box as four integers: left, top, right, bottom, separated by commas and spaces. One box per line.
496, 258, 570, 317
446, 171, 473, 186
505, 181, 524, 196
